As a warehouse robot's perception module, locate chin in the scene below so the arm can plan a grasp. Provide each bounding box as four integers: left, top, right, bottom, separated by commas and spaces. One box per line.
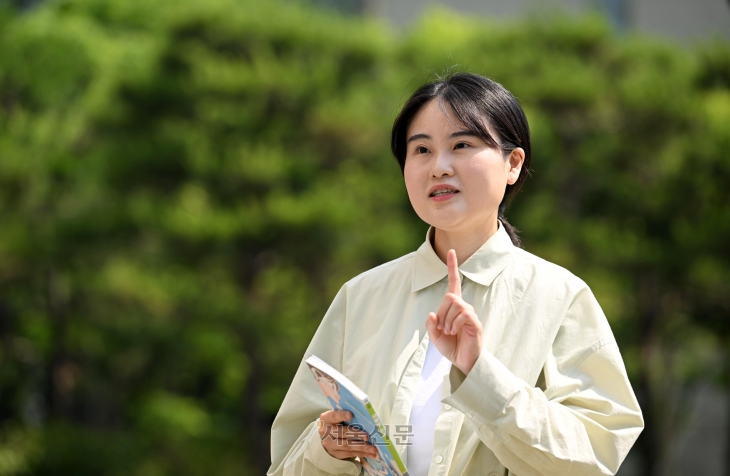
414, 206, 469, 232
424, 218, 464, 233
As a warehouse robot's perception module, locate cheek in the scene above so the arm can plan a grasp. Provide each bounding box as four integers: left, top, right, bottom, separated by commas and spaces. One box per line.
403, 161, 422, 202
463, 158, 509, 199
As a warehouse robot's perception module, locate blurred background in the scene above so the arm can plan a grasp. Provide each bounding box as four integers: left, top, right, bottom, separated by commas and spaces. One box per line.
0, 0, 729, 475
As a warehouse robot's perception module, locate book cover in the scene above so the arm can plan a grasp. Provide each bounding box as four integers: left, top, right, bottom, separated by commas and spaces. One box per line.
305, 355, 409, 476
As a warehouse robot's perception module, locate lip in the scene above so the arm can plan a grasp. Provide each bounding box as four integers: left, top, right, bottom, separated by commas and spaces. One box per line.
428, 184, 460, 202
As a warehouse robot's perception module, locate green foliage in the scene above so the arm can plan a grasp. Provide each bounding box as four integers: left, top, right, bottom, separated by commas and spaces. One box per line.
0, 0, 728, 474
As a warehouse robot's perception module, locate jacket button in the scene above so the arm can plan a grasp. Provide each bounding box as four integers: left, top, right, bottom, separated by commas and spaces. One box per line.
444, 404, 452, 410
434, 455, 443, 464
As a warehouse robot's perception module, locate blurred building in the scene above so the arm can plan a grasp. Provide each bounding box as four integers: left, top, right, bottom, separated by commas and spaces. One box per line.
322, 0, 730, 44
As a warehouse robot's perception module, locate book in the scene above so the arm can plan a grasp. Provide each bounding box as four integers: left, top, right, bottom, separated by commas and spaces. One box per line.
305, 355, 409, 476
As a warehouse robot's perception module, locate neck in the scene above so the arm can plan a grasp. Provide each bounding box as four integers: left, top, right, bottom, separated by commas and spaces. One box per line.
432, 215, 500, 265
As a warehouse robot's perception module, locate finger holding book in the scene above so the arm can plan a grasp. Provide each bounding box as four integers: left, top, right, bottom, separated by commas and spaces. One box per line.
318, 410, 379, 460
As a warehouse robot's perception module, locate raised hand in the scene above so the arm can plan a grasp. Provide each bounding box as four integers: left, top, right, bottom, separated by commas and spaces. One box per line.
426, 249, 483, 374
318, 410, 378, 460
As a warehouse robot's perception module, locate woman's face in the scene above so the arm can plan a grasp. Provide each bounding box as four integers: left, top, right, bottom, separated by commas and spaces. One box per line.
403, 99, 523, 237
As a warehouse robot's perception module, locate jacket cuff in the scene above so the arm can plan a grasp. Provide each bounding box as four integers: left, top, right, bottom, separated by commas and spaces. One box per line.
443, 350, 523, 422
304, 423, 362, 475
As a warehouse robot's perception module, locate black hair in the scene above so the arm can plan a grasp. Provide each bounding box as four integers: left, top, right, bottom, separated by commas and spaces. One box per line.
391, 73, 531, 247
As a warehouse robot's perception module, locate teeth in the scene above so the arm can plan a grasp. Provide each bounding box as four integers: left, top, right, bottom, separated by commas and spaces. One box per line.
431, 189, 456, 196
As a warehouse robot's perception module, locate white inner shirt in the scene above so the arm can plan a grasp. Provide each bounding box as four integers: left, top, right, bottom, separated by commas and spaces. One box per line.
406, 341, 452, 476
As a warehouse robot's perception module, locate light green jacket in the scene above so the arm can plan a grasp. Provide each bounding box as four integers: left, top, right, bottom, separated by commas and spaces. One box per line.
268, 225, 643, 476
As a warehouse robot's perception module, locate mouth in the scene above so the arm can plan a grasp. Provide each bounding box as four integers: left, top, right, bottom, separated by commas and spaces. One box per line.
429, 187, 459, 198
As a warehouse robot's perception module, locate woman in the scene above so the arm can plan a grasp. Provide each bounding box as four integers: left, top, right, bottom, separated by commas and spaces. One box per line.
267, 73, 643, 476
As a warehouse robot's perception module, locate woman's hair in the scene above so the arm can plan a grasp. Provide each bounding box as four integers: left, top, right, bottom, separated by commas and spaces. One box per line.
390, 73, 531, 247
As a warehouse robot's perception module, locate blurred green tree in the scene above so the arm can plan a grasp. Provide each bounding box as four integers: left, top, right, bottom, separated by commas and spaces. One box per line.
0, 1, 417, 474
0, 1, 728, 475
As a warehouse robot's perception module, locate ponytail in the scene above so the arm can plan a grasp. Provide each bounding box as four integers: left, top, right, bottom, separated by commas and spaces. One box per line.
499, 213, 522, 248
498, 200, 522, 247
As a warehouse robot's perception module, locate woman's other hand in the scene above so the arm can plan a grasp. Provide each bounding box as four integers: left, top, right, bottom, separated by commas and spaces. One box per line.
426, 249, 483, 374
317, 410, 378, 460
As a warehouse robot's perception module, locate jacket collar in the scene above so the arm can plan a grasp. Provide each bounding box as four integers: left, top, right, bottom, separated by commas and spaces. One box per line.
411, 223, 514, 292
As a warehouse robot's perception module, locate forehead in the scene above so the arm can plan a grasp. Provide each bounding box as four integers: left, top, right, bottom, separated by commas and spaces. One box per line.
407, 99, 465, 137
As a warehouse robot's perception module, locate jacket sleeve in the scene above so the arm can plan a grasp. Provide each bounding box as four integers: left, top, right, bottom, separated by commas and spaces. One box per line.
442, 286, 644, 476
267, 285, 362, 476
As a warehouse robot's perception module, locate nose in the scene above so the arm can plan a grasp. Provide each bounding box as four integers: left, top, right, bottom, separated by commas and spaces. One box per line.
430, 151, 454, 178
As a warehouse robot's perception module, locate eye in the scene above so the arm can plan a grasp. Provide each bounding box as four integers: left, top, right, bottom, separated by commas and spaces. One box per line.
415, 146, 429, 154
454, 142, 470, 150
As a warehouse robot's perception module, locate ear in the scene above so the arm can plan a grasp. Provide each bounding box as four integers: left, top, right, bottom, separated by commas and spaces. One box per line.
506, 148, 525, 185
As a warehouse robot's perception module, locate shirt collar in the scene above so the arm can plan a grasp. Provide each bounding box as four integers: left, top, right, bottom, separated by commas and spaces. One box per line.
411, 223, 514, 292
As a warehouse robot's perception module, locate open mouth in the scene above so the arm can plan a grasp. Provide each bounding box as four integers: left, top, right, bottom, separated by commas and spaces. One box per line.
429, 188, 459, 197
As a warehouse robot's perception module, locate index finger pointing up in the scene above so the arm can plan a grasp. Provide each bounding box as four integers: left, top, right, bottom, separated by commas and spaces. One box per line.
447, 249, 461, 297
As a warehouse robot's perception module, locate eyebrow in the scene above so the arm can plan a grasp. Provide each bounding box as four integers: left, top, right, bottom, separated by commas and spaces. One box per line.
406, 130, 480, 144
450, 130, 480, 139
406, 133, 430, 144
